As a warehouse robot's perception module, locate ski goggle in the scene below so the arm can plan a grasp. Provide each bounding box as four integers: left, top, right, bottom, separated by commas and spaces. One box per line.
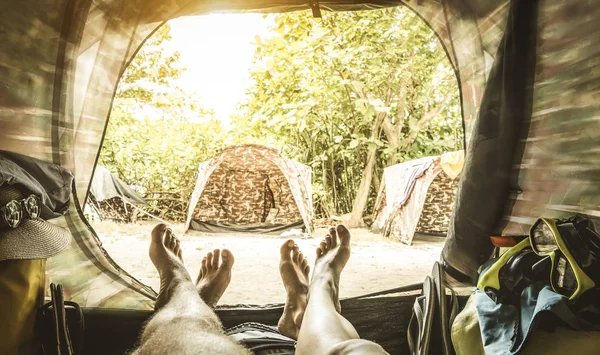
529, 217, 600, 300
477, 237, 552, 304
0, 195, 41, 229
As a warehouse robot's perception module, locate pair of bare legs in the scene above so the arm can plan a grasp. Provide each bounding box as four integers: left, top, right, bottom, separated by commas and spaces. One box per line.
132, 224, 387, 355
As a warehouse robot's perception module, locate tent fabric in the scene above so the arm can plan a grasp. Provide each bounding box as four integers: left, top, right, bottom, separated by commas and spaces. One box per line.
372, 156, 439, 245
189, 220, 304, 235
384, 156, 435, 210
496, 1, 600, 234
372, 152, 463, 244
444, 0, 540, 282
389, 164, 441, 245
89, 165, 146, 205
47, 189, 157, 308
416, 170, 460, 235
184, 144, 313, 233
1, 0, 597, 308
444, 0, 600, 281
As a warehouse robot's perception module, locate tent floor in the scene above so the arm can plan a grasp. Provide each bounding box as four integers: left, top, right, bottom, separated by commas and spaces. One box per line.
81, 286, 427, 354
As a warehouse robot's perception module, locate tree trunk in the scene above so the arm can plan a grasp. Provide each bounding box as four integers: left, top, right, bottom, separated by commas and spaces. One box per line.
381, 85, 406, 167
373, 168, 381, 193
347, 109, 388, 227
347, 144, 378, 227
382, 117, 401, 166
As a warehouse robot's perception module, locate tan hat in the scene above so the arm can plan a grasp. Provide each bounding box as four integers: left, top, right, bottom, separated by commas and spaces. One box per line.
0, 185, 71, 261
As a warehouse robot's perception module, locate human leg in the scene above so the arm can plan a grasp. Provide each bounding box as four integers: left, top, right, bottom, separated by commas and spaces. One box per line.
131, 224, 248, 355
295, 225, 388, 355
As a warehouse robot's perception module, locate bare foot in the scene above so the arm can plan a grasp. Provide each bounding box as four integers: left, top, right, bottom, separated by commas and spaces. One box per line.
195, 248, 234, 307
149, 224, 184, 309
278, 240, 310, 340
312, 225, 351, 313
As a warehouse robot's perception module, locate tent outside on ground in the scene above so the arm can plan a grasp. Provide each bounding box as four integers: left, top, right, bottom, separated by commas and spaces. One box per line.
184, 144, 313, 234
89, 165, 147, 206
372, 151, 464, 245
85, 165, 148, 222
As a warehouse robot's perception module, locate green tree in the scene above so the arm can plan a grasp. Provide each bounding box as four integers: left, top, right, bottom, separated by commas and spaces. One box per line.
236, 8, 463, 224
100, 24, 227, 221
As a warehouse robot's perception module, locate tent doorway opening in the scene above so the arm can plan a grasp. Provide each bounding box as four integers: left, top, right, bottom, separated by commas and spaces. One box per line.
95, 7, 462, 303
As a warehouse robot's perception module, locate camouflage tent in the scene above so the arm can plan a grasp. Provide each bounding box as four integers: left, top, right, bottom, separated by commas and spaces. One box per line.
0, 0, 597, 337
184, 144, 313, 234
372, 151, 464, 245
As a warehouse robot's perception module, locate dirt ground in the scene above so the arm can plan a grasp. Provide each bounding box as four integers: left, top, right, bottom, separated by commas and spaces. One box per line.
94, 220, 445, 305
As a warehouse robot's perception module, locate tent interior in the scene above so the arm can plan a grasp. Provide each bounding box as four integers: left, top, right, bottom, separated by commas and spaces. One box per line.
1, 0, 598, 353
185, 144, 313, 235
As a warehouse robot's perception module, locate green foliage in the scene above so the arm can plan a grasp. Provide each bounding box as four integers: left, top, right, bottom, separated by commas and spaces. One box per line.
100, 24, 227, 221
235, 8, 463, 218
101, 9, 463, 222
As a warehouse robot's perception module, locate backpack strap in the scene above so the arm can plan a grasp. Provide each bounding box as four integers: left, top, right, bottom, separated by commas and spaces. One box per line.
407, 276, 435, 355
432, 261, 454, 355
40, 283, 83, 355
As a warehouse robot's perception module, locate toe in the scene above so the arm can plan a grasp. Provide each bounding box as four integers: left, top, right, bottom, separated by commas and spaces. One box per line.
151, 224, 168, 244
319, 241, 327, 252
303, 264, 310, 276
316, 247, 323, 258
206, 252, 214, 271
336, 225, 351, 247
329, 227, 338, 247
212, 249, 221, 269
280, 240, 294, 261
221, 249, 234, 268
201, 257, 207, 276
177, 248, 183, 261
174, 239, 182, 259
325, 235, 332, 249
292, 245, 300, 262
167, 229, 176, 250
